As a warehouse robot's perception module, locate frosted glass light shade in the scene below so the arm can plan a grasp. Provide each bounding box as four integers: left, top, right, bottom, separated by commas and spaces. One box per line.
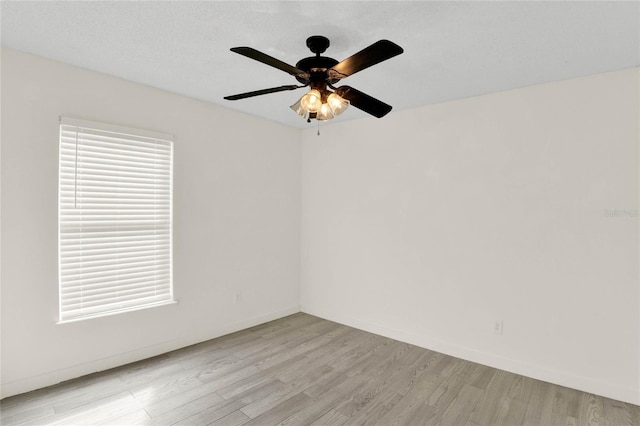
290, 98, 307, 118
327, 93, 349, 116
316, 103, 334, 121
300, 89, 322, 113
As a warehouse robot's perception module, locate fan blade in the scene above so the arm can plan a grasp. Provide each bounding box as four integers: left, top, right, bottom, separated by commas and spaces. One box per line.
224, 85, 302, 101
328, 40, 403, 80
335, 86, 392, 118
231, 47, 309, 81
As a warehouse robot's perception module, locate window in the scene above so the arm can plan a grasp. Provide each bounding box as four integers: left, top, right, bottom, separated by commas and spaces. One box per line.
58, 117, 174, 322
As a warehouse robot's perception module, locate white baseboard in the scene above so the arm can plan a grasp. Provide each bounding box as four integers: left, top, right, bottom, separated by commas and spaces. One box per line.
301, 306, 640, 406
0, 305, 300, 399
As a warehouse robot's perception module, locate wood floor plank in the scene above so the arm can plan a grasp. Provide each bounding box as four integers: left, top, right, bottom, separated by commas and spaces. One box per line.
469, 364, 497, 390
143, 385, 225, 419
294, 343, 433, 425
522, 380, 563, 426
303, 337, 398, 400
419, 359, 478, 424
402, 401, 438, 425
333, 342, 433, 423
387, 350, 445, 397
2, 313, 638, 426
145, 377, 281, 423
129, 375, 204, 405
276, 330, 372, 384
206, 409, 251, 426
496, 397, 528, 425
0, 404, 54, 426
341, 389, 403, 425
1, 375, 125, 418
553, 384, 581, 418
281, 347, 406, 425
577, 392, 609, 426
602, 397, 637, 426
242, 392, 310, 426
468, 368, 519, 425
48, 391, 143, 426
376, 362, 458, 425
97, 408, 151, 425
438, 383, 483, 425
170, 397, 246, 426
239, 364, 333, 419
216, 365, 292, 401
309, 409, 350, 426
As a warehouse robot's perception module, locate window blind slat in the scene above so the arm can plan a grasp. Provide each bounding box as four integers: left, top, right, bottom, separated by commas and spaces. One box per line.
61, 268, 171, 288
68, 151, 171, 167
61, 246, 170, 262
62, 296, 172, 320
61, 274, 171, 295
60, 133, 172, 153
60, 253, 171, 270
60, 198, 171, 209
61, 284, 172, 305
61, 229, 170, 238
60, 140, 172, 158
60, 160, 171, 176
61, 185, 169, 193
61, 256, 171, 275
59, 119, 173, 322
62, 172, 169, 182
61, 126, 172, 148
61, 237, 169, 246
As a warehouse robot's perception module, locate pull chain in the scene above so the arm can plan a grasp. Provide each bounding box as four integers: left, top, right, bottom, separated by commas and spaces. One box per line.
317, 120, 320, 136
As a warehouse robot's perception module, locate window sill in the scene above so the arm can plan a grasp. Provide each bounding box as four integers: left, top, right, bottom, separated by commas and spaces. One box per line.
56, 300, 178, 324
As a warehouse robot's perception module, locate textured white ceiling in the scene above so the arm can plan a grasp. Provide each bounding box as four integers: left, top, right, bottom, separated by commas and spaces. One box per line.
1, 1, 638, 128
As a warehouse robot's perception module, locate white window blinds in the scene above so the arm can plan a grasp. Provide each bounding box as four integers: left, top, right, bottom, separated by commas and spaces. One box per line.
58, 117, 174, 322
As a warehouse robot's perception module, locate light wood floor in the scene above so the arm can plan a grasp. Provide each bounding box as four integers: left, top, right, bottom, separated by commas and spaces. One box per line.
1, 313, 638, 426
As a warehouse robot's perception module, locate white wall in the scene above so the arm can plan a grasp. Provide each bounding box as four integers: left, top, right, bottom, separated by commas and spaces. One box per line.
0, 48, 301, 398
2, 47, 639, 406
301, 68, 640, 405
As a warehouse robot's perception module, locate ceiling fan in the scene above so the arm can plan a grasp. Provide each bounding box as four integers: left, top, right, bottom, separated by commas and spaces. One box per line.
224, 36, 404, 122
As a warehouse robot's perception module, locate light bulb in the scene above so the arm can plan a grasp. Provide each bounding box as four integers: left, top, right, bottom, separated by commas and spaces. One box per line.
316, 102, 334, 121
327, 93, 349, 116
300, 89, 322, 113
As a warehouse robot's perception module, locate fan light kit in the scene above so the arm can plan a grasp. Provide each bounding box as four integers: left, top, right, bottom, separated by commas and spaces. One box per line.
224, 36, 404, 123
290, 89, 349, 121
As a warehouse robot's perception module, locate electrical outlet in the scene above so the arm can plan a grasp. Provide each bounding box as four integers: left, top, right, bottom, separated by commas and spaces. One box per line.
235, 292, 243, 304
493, 320, 503, 335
